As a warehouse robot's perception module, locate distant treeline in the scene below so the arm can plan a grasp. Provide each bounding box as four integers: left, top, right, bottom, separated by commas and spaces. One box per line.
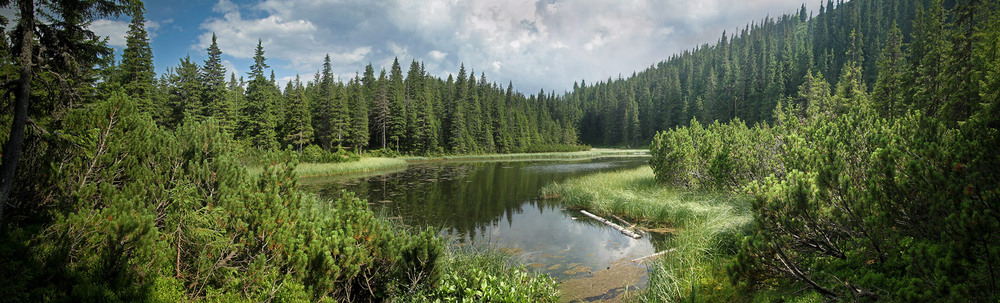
109, 22, 579, 155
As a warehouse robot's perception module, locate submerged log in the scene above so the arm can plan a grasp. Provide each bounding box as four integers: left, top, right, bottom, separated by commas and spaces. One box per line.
631, 248, 676, 263
579, 210, 642, 239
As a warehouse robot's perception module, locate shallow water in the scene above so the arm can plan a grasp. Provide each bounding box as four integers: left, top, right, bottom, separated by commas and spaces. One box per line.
307, 157, 668, 281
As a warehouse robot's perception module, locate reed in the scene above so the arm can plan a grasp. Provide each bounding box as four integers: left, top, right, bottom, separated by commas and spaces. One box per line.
295, 157, 409, 178
541, 166, 753, 302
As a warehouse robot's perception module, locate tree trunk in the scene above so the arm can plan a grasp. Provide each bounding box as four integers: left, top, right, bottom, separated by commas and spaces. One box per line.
0, 0, 35, 222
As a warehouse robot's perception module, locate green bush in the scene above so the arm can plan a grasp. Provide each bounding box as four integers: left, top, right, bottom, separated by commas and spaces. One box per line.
649, 66, 1000, 301
299, 144, 358, 163
0, 92, 449, 302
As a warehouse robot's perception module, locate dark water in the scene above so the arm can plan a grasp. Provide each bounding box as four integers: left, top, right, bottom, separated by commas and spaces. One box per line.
306, 157, 668, 280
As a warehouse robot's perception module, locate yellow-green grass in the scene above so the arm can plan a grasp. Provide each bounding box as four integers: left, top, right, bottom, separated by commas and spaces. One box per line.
541, 166, 753, 302
402, 148, 649, 162
295, 157, 408, 178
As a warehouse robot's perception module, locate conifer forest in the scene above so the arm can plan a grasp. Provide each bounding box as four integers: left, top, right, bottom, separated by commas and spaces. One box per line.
0, 0, 998, 301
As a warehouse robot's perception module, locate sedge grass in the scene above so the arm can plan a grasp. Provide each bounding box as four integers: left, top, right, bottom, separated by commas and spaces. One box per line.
541, 166, 752, 302
295, 157, 408, 178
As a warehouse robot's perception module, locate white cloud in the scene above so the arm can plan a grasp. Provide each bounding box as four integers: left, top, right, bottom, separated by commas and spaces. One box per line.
90, 19, 130, 47
193, 0, 808, 92
222, 59, 241, 79
90, 18, 162, 48
198, 0, 372, 74
428, 50, 448, 61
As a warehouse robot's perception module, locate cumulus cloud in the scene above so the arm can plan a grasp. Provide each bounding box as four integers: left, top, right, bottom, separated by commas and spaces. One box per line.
90, 19, 162, 48
194, 0, 807, 92
197, 0, 371, 73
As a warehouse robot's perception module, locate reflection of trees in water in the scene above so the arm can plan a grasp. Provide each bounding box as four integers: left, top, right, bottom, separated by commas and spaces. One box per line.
321, 159, 649, 242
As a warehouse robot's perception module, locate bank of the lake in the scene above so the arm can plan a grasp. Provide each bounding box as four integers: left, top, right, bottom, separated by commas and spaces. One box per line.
401, 148, 648, 162
541, 166, 768, 302
295, 149, 648, 179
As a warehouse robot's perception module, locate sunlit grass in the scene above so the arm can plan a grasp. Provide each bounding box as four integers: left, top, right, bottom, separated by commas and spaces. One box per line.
541, 166, 752, 302
295, 157, 409, 178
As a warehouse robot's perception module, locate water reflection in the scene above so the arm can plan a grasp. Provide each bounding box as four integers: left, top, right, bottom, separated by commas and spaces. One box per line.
308, 157, 668, 279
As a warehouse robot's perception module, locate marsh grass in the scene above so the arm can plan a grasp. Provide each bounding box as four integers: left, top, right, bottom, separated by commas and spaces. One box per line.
295, 157, 409, 178
541, 166, 752, 302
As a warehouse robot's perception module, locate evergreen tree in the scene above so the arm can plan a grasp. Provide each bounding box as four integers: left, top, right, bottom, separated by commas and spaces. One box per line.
388, 58, 406, 151
872, 23, 906, 118
165, 56, 204, 126
119, 7, 155, 107
372, 69, 390, 150
347, 75, 369, 153
241, 40, 277, 150
909, 0, 950, 116
201, 33, 230, 127
312, 55, 333, 149
283, 75, 313, 152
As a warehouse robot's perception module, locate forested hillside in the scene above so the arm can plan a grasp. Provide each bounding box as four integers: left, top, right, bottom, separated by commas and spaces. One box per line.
568, 0, 933, 147
647, 0, 1000, 300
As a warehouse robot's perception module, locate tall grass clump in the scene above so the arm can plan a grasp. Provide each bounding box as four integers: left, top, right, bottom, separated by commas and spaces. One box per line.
541, 166, 752, 301
296, 157, 408, 178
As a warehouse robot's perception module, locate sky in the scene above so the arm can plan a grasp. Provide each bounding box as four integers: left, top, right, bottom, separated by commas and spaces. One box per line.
23, 0, 813, 93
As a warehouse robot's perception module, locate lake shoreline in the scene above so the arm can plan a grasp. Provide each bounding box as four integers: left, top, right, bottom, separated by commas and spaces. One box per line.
296, 149, 650, 179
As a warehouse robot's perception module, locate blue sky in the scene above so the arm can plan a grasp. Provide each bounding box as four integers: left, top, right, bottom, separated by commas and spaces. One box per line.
62, 0, 810, 93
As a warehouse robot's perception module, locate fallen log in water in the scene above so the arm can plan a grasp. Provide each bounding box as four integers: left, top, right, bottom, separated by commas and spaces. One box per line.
579, 210, 642, 239
631, 248, 676, 263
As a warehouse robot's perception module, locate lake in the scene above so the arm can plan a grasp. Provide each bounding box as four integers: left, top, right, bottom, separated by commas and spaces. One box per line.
304, 156, 669, 300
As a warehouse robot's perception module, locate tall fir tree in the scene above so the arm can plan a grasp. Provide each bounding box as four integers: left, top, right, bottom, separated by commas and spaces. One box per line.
119, 7, 155, 109
348, 75, 369, 153
388, 58, 406, 151
201, 33, 230, 128
241, 40, 277, 149
165, 56, 204, 127
872, 23, 907, 118
372, 69, 391, 150
283, 75, 313, 152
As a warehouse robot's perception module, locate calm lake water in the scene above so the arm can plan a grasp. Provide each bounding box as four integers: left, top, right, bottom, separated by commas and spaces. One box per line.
305, 157, 669, 281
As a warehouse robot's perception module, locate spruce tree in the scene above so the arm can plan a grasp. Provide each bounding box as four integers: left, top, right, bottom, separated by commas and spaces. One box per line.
283, 75, 313, 152
120, 8, 155, 109
372, 69, 390, 150
241, 40, 277, 150
388, 58, 406, 151
165, 56, 204, 126
201, 33, 230, 127
348, 75, 369, 153
872, 23, 906, 118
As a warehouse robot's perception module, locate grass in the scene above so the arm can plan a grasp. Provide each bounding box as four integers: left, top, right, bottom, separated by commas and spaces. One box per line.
402, 148, 649, 162
541, 166, 754, 302
295, 157, 409, 178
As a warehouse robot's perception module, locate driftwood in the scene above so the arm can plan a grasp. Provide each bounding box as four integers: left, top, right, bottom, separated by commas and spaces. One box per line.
579, 210, 642, 239
631, 248, 676, 263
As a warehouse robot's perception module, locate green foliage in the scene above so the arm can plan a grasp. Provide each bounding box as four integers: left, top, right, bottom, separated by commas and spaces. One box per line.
648, 12, 1000, 297
424, 248, 558, 303
0, 90, 503, 302
240, 40, 278, 150
119, 6, 155, 107
542, 167, 753, 302
299, 145, 357, 163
